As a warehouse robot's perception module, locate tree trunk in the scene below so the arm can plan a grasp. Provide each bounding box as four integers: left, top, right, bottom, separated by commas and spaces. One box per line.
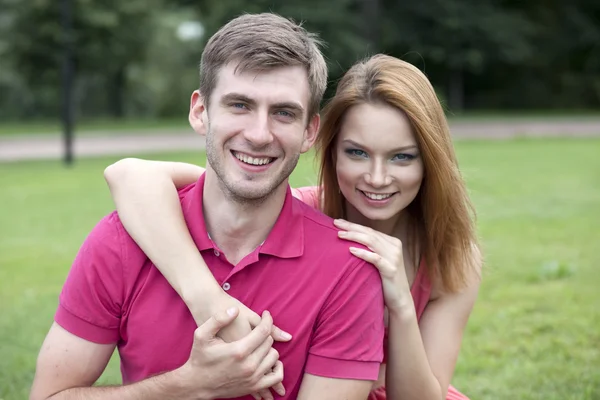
109, 67, 126, 118
448, 67, 465, 113
362, 0, 381, 53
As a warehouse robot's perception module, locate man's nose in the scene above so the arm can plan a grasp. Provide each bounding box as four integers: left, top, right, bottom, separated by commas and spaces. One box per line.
243, 113, 273, 147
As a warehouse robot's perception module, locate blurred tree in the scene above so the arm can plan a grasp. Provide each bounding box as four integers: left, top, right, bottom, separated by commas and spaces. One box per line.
5, 0, 161, 118
189, 0, 370, 100
1, 0, 598, 119
502, 0, 600, 109
378, 0, 536, 112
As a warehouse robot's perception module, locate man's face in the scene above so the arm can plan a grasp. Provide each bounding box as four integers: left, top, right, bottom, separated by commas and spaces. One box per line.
190, 63, 319, 203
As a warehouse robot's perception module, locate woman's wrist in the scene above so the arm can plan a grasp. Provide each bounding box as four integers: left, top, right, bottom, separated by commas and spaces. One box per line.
181, 282, 226, 324
387, 297, 417, 321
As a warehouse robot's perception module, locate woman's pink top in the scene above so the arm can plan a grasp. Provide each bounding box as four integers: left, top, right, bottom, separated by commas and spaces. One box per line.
369, 263, 467, 399
292, 186, 469, 400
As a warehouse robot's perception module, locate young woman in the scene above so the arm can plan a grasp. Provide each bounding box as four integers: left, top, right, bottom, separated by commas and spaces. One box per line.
104, 54, 482, 400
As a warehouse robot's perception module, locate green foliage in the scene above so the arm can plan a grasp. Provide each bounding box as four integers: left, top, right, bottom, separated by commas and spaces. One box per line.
191, 0, 370, 98
2, 0, 162, 118
1, 139, 599, 399
0, 0, 599, 119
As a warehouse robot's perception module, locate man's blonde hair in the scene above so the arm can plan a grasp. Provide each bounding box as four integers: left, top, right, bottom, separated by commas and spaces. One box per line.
199, 13, 328, 118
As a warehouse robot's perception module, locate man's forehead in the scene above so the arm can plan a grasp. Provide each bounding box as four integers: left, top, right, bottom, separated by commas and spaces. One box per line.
214, 63, 310, 104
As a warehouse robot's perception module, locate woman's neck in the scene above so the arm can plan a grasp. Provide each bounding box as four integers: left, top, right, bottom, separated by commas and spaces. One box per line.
344, 202, 409, 240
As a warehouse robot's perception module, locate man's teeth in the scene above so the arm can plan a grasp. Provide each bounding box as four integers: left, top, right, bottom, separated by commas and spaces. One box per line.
363, 191, 393, 200
234, 152, 272, 166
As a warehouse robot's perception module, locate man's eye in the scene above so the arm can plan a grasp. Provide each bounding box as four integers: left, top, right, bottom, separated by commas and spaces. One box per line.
276, 110, 294, 118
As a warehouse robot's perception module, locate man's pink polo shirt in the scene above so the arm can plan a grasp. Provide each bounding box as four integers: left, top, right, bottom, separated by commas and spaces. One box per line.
55, 173, 385, 399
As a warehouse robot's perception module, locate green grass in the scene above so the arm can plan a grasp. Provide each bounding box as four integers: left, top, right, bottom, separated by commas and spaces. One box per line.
0, 117, 191, 136
1, 139, 599, 399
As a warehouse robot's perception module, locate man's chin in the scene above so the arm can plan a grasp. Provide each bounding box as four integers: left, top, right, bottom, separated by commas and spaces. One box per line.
222, 181, 275, 201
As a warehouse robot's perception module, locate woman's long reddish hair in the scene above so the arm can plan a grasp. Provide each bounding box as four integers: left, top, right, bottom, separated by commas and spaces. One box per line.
316, 54, 481, 292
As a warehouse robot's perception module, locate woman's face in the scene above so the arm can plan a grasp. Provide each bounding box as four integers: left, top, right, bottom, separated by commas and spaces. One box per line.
335, 102, 424, 225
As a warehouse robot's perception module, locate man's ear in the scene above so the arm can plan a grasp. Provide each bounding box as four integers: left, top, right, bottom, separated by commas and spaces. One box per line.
189, 90, 208, 136
301, 113, 320, 153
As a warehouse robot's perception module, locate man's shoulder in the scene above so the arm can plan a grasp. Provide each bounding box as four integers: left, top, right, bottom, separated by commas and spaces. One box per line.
293, 198, 374, 271
88, 211, 147, 264
293, 198, 356, 246
294, 197, 338, 236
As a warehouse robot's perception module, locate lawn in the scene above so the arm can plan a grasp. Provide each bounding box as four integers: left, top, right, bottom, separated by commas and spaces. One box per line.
0, 118, 191, 136
1, 138, 599, 399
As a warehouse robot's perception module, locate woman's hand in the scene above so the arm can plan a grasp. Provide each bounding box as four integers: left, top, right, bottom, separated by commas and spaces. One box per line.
190, 289, 292, 400
207, 291, 292, 343
334, 219, 413, 312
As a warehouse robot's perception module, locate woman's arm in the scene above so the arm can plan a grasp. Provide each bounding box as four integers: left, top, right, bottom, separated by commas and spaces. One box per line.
384, 281, 479, 400
103, 158, 291, 340
334, 219, 481, 400
104, 158, 293, 400
104, 158, 214, 315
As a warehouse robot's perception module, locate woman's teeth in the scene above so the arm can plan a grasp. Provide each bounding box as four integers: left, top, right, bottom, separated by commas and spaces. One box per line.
362, 191, 394, 200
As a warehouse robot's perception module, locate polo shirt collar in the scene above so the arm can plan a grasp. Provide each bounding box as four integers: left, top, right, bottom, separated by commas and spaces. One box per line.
181, 173, 304, 259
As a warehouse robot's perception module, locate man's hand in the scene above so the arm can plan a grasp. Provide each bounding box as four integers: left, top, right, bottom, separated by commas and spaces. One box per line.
178, 307, 285, 400
191, 291, 291, 399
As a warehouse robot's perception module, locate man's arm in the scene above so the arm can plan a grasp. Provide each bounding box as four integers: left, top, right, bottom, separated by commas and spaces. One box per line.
297, 257, 385, 399
29, 323, 193, 400
297, 374, 373, 400
31, 309, 284, 400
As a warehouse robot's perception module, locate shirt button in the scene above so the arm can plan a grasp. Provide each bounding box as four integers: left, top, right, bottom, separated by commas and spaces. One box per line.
222, 282, 231, 291
214, 249, 220, 256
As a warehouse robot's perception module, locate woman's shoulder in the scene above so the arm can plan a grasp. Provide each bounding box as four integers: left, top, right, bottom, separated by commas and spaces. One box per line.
427, 244, 483, 302
291, 186, 321, 209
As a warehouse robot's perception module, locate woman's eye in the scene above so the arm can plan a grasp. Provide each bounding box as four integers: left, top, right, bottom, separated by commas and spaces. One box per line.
392, 153, 416, 161
345, 149, 368, 158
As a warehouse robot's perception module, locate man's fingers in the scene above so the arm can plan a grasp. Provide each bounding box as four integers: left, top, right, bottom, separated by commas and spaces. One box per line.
255, 347, 280, 377
257, 361, 285, 395
194, 307, 239, 342
271, 382, 286, 397
249, 334, 274, 368
234, 310, 274, 357
248, 311, 262, 327
257, 389, 273, 400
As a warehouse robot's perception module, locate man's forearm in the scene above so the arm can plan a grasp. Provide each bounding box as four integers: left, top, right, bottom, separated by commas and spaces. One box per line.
46, 368, 209, 400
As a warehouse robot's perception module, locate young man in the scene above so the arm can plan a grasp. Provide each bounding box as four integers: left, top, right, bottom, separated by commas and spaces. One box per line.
30, 13, 385, 400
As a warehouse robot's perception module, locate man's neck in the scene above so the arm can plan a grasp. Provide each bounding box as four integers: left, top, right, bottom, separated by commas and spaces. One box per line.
202, 171, 288, 265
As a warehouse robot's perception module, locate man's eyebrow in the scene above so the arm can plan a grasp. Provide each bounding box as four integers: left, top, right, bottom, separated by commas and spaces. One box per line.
220, 93, 305, 117
272, 102, 305, 116
221, 93, 256, 106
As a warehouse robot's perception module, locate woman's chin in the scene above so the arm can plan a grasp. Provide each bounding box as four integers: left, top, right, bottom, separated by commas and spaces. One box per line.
352, 204, 402, 223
